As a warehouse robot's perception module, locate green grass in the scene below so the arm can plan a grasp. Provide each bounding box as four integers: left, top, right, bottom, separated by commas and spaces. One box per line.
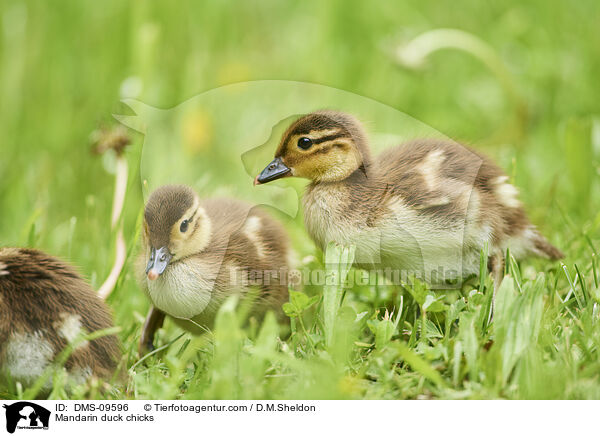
1, 0, 600, 399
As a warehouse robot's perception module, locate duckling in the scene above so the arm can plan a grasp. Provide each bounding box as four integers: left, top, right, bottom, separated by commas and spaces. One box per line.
255, 110, 563, 287
0, 248, 121, 389
138, 185, 291, 350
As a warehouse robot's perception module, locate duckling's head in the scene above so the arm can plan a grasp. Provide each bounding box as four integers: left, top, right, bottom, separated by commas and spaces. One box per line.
255, 111, 371, 184
143, 185, 211, 280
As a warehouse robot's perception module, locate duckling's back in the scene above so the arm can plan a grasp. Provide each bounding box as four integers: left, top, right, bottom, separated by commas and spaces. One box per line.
376, 139, 562, 257
207, 198, 290, 302
0, 247, 121, 389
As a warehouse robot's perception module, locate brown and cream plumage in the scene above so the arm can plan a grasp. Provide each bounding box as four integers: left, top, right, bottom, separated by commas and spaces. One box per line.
0, 248, 121, 389
255, 110, 562, 287
138, 185, 291, 350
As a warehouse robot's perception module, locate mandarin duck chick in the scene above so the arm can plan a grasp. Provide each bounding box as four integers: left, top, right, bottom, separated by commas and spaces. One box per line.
0, 248, 121, 390
255, 110, 562, 287
138, 185, 291, 351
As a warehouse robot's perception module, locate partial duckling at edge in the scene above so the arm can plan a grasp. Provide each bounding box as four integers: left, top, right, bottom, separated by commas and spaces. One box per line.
0, 248, 121, 390
137, 185, 291, 351
255, 110, 563, 287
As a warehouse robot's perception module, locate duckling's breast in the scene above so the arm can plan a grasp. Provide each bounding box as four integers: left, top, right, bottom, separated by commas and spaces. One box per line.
146, 258, 218, 319
145, 255, 258, 320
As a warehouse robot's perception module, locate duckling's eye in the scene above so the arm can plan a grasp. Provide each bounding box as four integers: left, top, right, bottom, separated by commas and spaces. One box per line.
297, 137, 313, 150
180, 219, 189, 233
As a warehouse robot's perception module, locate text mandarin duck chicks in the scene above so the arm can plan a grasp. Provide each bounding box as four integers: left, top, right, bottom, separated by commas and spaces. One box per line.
0, 248, 121, 389
138, 185, 291, 349
255, 110, 562, 286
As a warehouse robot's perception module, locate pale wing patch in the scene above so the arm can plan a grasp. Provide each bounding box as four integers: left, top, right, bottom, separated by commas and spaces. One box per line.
493, 176, 521, 208
412, 195, 451, 209
56, 313, 87, 347
0, 261, 9, 276
243, 216, 266, 258
417, 149, 446, 191
412, 149, 462, 208
2, 331, 55, 386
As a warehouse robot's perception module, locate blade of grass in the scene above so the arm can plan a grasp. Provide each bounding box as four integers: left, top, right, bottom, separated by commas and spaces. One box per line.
323, 242, 355, 347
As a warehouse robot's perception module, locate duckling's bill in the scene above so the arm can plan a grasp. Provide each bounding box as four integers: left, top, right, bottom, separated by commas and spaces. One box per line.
255, 157, 291, 185
146, 246, 172, 280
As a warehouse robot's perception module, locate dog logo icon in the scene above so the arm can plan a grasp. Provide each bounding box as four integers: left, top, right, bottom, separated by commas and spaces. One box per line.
2, 402, 50, 433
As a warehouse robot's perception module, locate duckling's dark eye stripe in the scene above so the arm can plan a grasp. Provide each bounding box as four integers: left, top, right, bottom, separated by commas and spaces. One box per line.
311, 142, 347, 154
185, 207, 201, 234
312, 134, 350, 144
189, 216, 201, 238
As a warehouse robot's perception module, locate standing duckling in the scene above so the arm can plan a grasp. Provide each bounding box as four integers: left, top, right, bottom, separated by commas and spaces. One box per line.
0, 248, 121, 389
138, 185, 291, 350
255, 110, 562, 286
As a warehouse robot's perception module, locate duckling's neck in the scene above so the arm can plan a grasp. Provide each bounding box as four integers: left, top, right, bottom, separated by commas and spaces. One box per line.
309, 161, 374, 191
303, 163, 377, 252
348, 162, 373, 186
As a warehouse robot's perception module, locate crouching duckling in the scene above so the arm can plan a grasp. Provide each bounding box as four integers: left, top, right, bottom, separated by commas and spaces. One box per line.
0, 248, 121, 390
255, 110, 563, 287
138, 185, 291, 351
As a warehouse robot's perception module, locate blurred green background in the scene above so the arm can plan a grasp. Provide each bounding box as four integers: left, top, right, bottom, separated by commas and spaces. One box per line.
1, 0, 600, 399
